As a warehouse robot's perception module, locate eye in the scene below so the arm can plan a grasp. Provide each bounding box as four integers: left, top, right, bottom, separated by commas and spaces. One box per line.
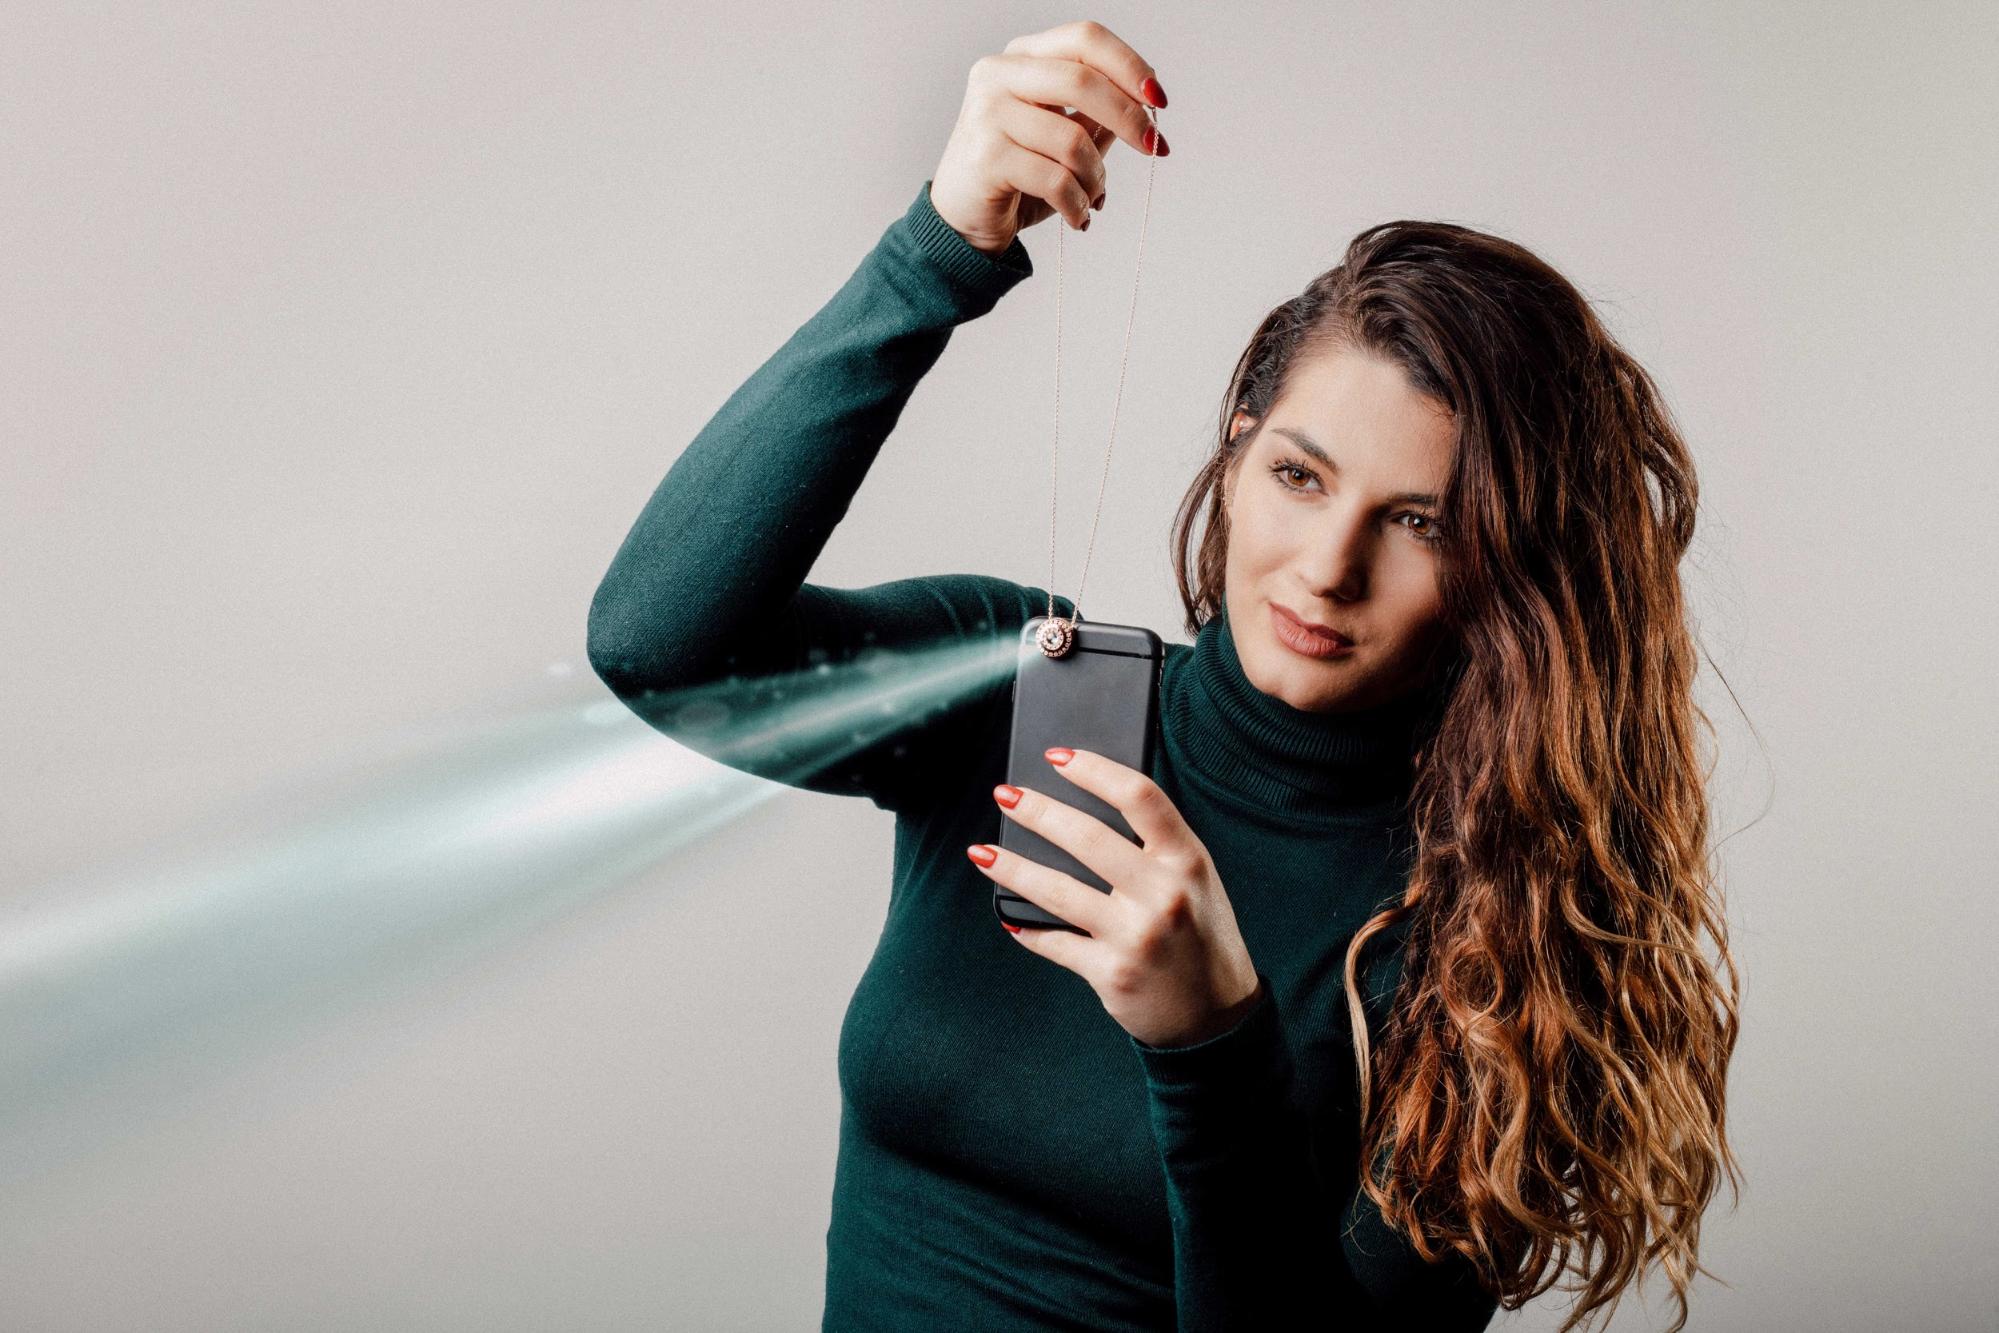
1398, 512, 1443, 543
1268, 457, 1319, 492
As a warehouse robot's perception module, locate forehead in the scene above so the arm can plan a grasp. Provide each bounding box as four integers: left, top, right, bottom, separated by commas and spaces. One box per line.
1261, 347, 1456, 480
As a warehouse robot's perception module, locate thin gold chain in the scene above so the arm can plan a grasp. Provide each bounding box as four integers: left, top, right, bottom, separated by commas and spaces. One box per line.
1049, 103, 1163, 625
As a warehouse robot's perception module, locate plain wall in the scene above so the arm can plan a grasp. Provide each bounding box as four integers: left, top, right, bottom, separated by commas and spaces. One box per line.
3, 2, 1994, 1329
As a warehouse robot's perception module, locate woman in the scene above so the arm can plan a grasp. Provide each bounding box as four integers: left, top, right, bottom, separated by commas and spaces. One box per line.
588, 20, 1740, 1332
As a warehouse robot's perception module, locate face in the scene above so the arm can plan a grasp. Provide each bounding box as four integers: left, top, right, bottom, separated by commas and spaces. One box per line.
1221, 344, 1457, 714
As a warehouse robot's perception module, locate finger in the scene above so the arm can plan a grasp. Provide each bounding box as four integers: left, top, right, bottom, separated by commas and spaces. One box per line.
988, 131, 1095, 232
1002, 914, 1096, 973
994, 781, 1147, 892
993, 94, 1109, 224
1059, 106, 1118, 152
989, 49, 1158, 162
1002, 18, 1162, 137
1062, 110, 1117, 205
1044, 749, 1202, 867
965, 841, 1114, 939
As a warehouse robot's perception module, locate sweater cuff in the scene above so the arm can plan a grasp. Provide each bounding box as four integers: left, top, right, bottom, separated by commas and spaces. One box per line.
896, 178, 1034, 303
1130, 971, 1284, 1090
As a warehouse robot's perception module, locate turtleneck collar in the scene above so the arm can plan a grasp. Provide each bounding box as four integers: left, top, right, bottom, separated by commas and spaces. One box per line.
1161, 598, 1440, 820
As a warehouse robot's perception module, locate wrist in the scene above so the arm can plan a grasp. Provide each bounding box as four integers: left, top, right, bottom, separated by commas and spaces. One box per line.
1206, 972, 1266, 1038
906, 179, 1032, 291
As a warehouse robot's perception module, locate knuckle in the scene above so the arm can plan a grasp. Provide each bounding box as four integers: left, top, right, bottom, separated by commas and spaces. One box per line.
1063, 118, 1093, 160
1132, 909, 1180, 960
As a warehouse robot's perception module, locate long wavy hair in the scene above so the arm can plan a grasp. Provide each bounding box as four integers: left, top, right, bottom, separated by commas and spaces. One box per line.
1168, 219, 1743, 1331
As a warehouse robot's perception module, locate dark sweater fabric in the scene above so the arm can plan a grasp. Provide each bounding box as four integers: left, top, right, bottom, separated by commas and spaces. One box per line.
587, 180, 1498, 1331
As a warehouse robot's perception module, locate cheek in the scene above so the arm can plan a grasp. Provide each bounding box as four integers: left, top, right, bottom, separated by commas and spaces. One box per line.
1227, 487, 1302, 563
1375, 561, 1446, 635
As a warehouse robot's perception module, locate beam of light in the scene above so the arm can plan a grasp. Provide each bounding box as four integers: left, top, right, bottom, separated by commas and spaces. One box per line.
0, 629, 1019, 1196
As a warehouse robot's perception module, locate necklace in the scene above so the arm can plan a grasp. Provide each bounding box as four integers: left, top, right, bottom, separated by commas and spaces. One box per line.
1035, 101, 1165, 659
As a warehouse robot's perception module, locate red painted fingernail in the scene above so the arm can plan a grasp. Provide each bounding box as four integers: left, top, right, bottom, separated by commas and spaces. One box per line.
1142, 125, 1159, 155
993, 784, 1023, 808
1002, 922, 1022, 933
1045, 748, 1074, 766
967, 843, 998, 868
1141, 76, 1167, 109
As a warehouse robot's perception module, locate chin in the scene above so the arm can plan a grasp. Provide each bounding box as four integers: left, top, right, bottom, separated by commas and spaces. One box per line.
1250, 639, 1357, 707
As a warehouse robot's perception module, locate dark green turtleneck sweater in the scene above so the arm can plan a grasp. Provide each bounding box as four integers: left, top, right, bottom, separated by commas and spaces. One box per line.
587, 180, 1497, 1331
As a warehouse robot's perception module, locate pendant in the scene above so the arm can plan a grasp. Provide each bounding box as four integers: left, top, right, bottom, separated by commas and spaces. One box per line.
1036, 617, 1076, 659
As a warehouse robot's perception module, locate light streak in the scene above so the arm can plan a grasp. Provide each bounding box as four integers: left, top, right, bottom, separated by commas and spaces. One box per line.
0, 630, 1017, 1194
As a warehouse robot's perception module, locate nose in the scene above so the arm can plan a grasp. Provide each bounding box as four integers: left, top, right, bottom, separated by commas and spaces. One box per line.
1302, 504, 1373, 603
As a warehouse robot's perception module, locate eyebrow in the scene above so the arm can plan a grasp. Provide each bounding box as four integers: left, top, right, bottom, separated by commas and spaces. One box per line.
1269, 426, 1442, 507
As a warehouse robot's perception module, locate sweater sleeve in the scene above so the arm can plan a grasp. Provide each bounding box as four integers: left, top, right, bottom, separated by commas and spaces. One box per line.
1130, 952, 1502, 1330
586, 181, 1072, 815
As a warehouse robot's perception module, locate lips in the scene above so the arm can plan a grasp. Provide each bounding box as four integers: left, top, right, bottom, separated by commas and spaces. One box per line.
1272, 602, 1353, 646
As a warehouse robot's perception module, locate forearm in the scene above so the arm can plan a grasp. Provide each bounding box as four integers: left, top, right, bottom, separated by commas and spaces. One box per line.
1133, 973, 1498, 1330
1134, 974, 1368, 1328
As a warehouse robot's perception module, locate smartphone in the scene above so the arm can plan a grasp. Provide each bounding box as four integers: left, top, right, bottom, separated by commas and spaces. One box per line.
994, 614, 1164, 932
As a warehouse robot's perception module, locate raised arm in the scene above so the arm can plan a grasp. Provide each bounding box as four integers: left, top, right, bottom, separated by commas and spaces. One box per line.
589, 25, 1164, 816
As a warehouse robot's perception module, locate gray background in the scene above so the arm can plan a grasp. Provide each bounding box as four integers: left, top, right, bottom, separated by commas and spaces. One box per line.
4, 2, 1994, 1330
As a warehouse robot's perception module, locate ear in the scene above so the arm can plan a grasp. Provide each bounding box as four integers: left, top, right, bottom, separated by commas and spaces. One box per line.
1224, 410, 1255, 508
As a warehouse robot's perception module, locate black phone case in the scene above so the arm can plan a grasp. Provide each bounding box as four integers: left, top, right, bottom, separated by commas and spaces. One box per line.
994, 615, 1164, 932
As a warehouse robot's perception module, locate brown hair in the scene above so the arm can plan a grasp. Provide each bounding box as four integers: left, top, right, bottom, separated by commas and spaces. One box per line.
1169, 220, 1743, 1331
